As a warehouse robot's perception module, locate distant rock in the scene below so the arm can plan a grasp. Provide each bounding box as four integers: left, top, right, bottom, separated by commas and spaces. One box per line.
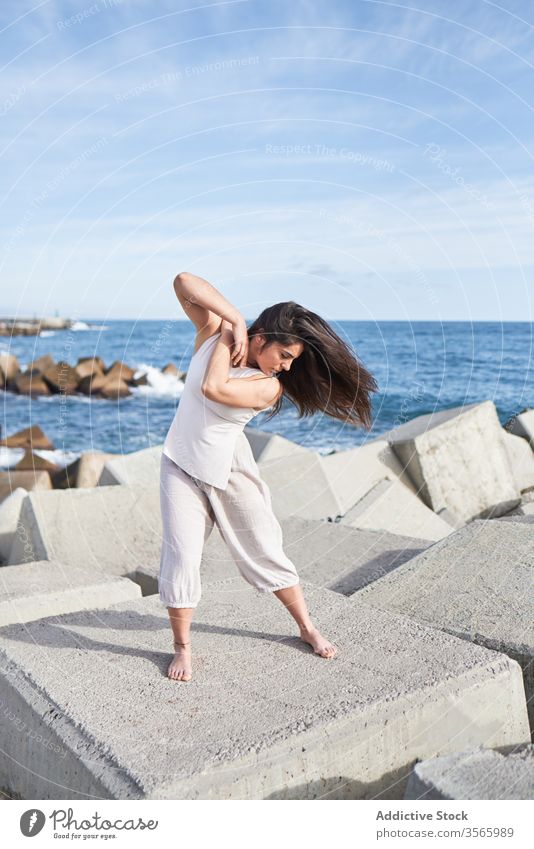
1, 351, 182, 401
104, 360, 135, 382
74, 359, 103, 381
41, 361, 80, 394
0, 425, 54, 450
0, 353, 21, 386
13, 373, 51, 396
99, 375, 132, 398
25, 353, 55, 373
14, 450, 60, 474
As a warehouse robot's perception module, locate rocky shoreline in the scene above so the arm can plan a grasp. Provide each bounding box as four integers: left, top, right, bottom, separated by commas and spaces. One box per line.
0, 352, 184, 400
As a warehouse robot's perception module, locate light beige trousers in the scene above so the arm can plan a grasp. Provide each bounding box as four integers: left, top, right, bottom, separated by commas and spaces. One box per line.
158, 432, 300, 608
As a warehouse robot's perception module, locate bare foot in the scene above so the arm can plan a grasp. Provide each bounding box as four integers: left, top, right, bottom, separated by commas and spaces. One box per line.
168, 641, 192, 681
299, 625, 338, 659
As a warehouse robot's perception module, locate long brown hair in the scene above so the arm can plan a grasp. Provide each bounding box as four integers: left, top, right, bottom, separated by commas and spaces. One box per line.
247, 301, 379, 429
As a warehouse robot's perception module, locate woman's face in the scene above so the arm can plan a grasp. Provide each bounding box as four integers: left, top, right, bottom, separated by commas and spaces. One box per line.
247, 335, 304, 376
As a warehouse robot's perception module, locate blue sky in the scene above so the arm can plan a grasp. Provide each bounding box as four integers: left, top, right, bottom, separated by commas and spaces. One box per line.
1, 0, 533, 321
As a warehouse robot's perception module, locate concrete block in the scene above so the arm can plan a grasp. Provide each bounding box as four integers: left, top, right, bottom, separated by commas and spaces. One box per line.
214, 436, 436, 532
340, 477, 455, 542
134, 515, 432, 597
0, 488, 26, 563
8, 485, 161, 577
283, 521, 431, 595
502, 431, 534, 493
98, 445, 162, 486
357, 519, 534, 736
244, 428, 312, 463
52, 452, 113, 489
497, 514, 534, 525
496, 498, 534, 520
320, 439, 420, 515
508, 408, 534, 449
405, 745, 534, 800
0, 560, 141, 626
0, 470, 52, 503
257, 452, 343, 520
0, 586, 529, 799
384, 401, 520, 523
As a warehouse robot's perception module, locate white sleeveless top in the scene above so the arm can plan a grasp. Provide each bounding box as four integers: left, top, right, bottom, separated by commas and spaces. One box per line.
162, 331, 275, 489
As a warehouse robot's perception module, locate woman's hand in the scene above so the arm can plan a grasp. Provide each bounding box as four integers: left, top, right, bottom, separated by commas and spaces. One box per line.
223, 315, 249, 367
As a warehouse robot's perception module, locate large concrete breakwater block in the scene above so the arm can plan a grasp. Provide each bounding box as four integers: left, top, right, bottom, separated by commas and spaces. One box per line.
97, 432, 309, 488
0, 560, 141, 626
203, 515, 433, 595
339, 477, 454, 542
508, 408, 534, 449
0, 469, 52, 504
357, 519, 534, 736
54, 451, 113, 489
384, 401, 520, 524
134, 515, 432, 597
256, 451, 344, 520
502, 431, 534, 494
497, 515, 534, 525
0, 487, 27, 562
404, 745, 534, 800
7, 485, 162, 577
253, 436, 454, 537
319, 438, 421, 514
98, 445, 163, 486
98, 434, 310, 486
244, 428, 312, 463
256, 449, 452, 539
0, 585, 529, 800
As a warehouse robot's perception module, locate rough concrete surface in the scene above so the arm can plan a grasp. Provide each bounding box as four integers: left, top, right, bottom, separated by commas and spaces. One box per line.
404, 744, 534, 800
384, 401, 520, 523
496, 515, 534, 525
317, 439, 421, 514
98, 445, 162, 486
508, 409, 534, 449
134, 515, 432, 597
245, 428, 312, 463
502, 431, 534, 493
0, 584, 529, 800
0, 469, 52, 504
0, 487, 26, 562
0, 560, 141, 626
339, 477, 454, 541
357, 519, 534, 736
255, 452, 343, 520
8, 485, 161, 577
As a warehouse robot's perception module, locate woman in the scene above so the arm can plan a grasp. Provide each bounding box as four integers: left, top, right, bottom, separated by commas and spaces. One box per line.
159, 271, 378, 681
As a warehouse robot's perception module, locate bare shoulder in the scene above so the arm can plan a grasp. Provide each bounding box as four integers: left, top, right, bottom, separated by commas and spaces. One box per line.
240, 374, 283, 408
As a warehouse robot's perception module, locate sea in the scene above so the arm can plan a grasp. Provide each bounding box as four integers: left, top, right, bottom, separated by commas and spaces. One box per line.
1, 319, 532, 470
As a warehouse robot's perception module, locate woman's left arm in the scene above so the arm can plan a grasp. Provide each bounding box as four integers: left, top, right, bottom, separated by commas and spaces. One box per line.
201, 320, 281, 409
201, 321, 238, 391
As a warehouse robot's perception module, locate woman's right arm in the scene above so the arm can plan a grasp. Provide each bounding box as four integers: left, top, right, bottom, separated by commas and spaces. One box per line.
174, 271, 240, 330
174, 272, 249, 366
